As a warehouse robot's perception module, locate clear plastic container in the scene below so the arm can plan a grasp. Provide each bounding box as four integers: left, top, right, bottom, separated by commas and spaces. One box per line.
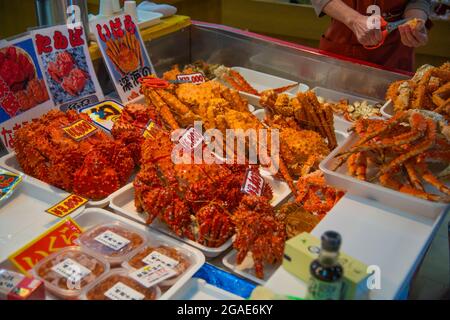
76, 222, 147, 266
81, 268, 161, 300
32, 246, 109, 300
80, 268, 161, 300
122, 244, 194, 287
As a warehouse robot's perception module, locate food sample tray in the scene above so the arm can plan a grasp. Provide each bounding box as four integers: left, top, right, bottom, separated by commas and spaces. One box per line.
109, 172, 292, 258
312, 86, 383, 124
226, 67, 309, 108
319, 134, 449, 219
72, 208, 205, 300
0, 153, 110, 208
222, 250, 279, 286
0, 175, 86, 262
170, 278, 243, 300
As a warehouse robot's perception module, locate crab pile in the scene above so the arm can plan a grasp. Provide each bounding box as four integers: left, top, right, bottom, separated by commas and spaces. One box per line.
334, 110, 450, 202
14, 110, 134, 200
48, 51, 88, 96
111, 103, 161, 164
386, 62, 449, 120
134, 127, 273, 247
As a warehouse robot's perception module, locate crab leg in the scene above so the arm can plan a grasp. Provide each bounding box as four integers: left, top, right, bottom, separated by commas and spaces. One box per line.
404, 160, 424, 191
416, 162, 450, 196
143, 87, 180, 130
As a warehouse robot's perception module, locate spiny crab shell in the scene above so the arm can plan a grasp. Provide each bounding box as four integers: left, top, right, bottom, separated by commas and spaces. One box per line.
14, 110, 135, 200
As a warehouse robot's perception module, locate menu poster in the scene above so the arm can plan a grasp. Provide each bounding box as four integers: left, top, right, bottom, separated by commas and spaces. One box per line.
0, 34, 55, 152
31, 24, 104, 113
92, 14, 155, 103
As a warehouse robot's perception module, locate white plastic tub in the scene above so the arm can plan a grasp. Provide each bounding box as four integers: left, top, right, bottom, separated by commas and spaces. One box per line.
73, 208, 205, 300
222, 250, 279, 286
170, 278, 243, 300
226, 67, 309, 108
0, 175, 86, 262
319, 134, 449, 220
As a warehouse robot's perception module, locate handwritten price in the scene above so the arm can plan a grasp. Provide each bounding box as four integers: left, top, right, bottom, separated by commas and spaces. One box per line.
46, 194, 87, 218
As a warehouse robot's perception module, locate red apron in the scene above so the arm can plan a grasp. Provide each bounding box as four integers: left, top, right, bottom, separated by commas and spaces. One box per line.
319, 0, 414, 72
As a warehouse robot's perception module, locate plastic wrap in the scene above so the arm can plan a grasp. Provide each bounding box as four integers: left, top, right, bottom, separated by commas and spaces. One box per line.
193, 263, 256, 299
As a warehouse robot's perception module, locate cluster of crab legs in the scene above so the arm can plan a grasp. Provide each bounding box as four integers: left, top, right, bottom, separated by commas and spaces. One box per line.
334, 110, 450, 202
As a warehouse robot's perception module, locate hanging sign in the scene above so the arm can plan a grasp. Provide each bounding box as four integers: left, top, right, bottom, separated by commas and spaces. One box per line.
91, 14, 155, 103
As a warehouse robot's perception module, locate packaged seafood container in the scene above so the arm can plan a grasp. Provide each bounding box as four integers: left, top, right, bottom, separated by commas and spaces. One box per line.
224, 67, 308, 108
122, 244, 195, 287
319, 134, 449, 219
31, 246, 110, 300
80, 268, 161, 300
76, 221, 147, 266
170, 278, 243, 300
222, 250, 279, 286
0, 175, 86, 263
0, 153, 110, 208
73, 208, 205, 300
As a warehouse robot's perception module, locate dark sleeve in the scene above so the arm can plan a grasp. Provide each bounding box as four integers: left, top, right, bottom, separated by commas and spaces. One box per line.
311, 0, 333, 17
405, 0, 431, 16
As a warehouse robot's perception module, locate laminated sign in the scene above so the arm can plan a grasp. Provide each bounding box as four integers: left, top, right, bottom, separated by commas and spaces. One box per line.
0, 35, 55, 152
79, 100, 123, 132
92, 14, 155, 103
31, 24, 104, 112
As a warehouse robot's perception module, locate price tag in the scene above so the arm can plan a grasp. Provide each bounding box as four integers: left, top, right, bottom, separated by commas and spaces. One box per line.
241, 169, 265, 196
62, 119, 98, 141
0, 270, 23, 298
178, 126, 204, 152
51, 258, 91, 283
94, 230, 130, 251
0, 169, 22, 203
176, 72, 205, 84
104, 282, 145, 300
142, 251, 179, 269
130, 265, 176, 288
45, 194, 88, 218
142, 119, 157, 139
79, 100, 123, 132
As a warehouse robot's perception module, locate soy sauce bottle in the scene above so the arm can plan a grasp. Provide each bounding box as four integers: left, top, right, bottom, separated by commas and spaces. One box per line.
306, 231, 343, 300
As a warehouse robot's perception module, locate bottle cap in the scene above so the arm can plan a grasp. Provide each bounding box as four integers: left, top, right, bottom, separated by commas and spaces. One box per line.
321, 231, 341, 252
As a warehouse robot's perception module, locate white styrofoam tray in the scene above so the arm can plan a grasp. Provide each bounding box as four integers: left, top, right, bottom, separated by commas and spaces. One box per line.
222, 250, 279, 286
319, 133, 449, 219
72, 208, 205, 300
108, 171, 292, 258
170, 278, 243, 300
226, 67, 309, 108
312, 86, 384, 124
0, 175, 86, 262
380, 99, 394, 118
0, 153, 111, 208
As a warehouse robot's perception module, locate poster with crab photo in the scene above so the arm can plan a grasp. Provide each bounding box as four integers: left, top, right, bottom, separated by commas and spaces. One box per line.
0, 34, 55, 152
91, 14, 155, 103
31, 24, 104, 112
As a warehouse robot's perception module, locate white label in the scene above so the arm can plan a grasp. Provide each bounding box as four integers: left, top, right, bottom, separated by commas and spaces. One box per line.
176, 72, 205, 84
130, 265, 177, 288
241, 169, 265, 196
104, 281, 145, 300
0, 270, 23, 298
142, 251, 180, 269
51, 258, 91, 283
178, 127, 204, 152
94, 230, 131, 251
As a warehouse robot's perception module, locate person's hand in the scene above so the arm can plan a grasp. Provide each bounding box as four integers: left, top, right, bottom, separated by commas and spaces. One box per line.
348, 14, 383, 47
398, 19, 428, 48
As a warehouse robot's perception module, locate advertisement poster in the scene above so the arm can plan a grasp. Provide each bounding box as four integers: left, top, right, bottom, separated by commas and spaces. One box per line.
92, 14, 155, 102
31, 24, 104, 112
79, 100, 123, 132
0, 34, 55, 151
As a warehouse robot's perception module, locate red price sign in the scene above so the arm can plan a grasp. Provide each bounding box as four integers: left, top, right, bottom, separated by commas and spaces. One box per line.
176, 72, 206, 84
45, 194, 88, 218
241, 169, 265, 196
